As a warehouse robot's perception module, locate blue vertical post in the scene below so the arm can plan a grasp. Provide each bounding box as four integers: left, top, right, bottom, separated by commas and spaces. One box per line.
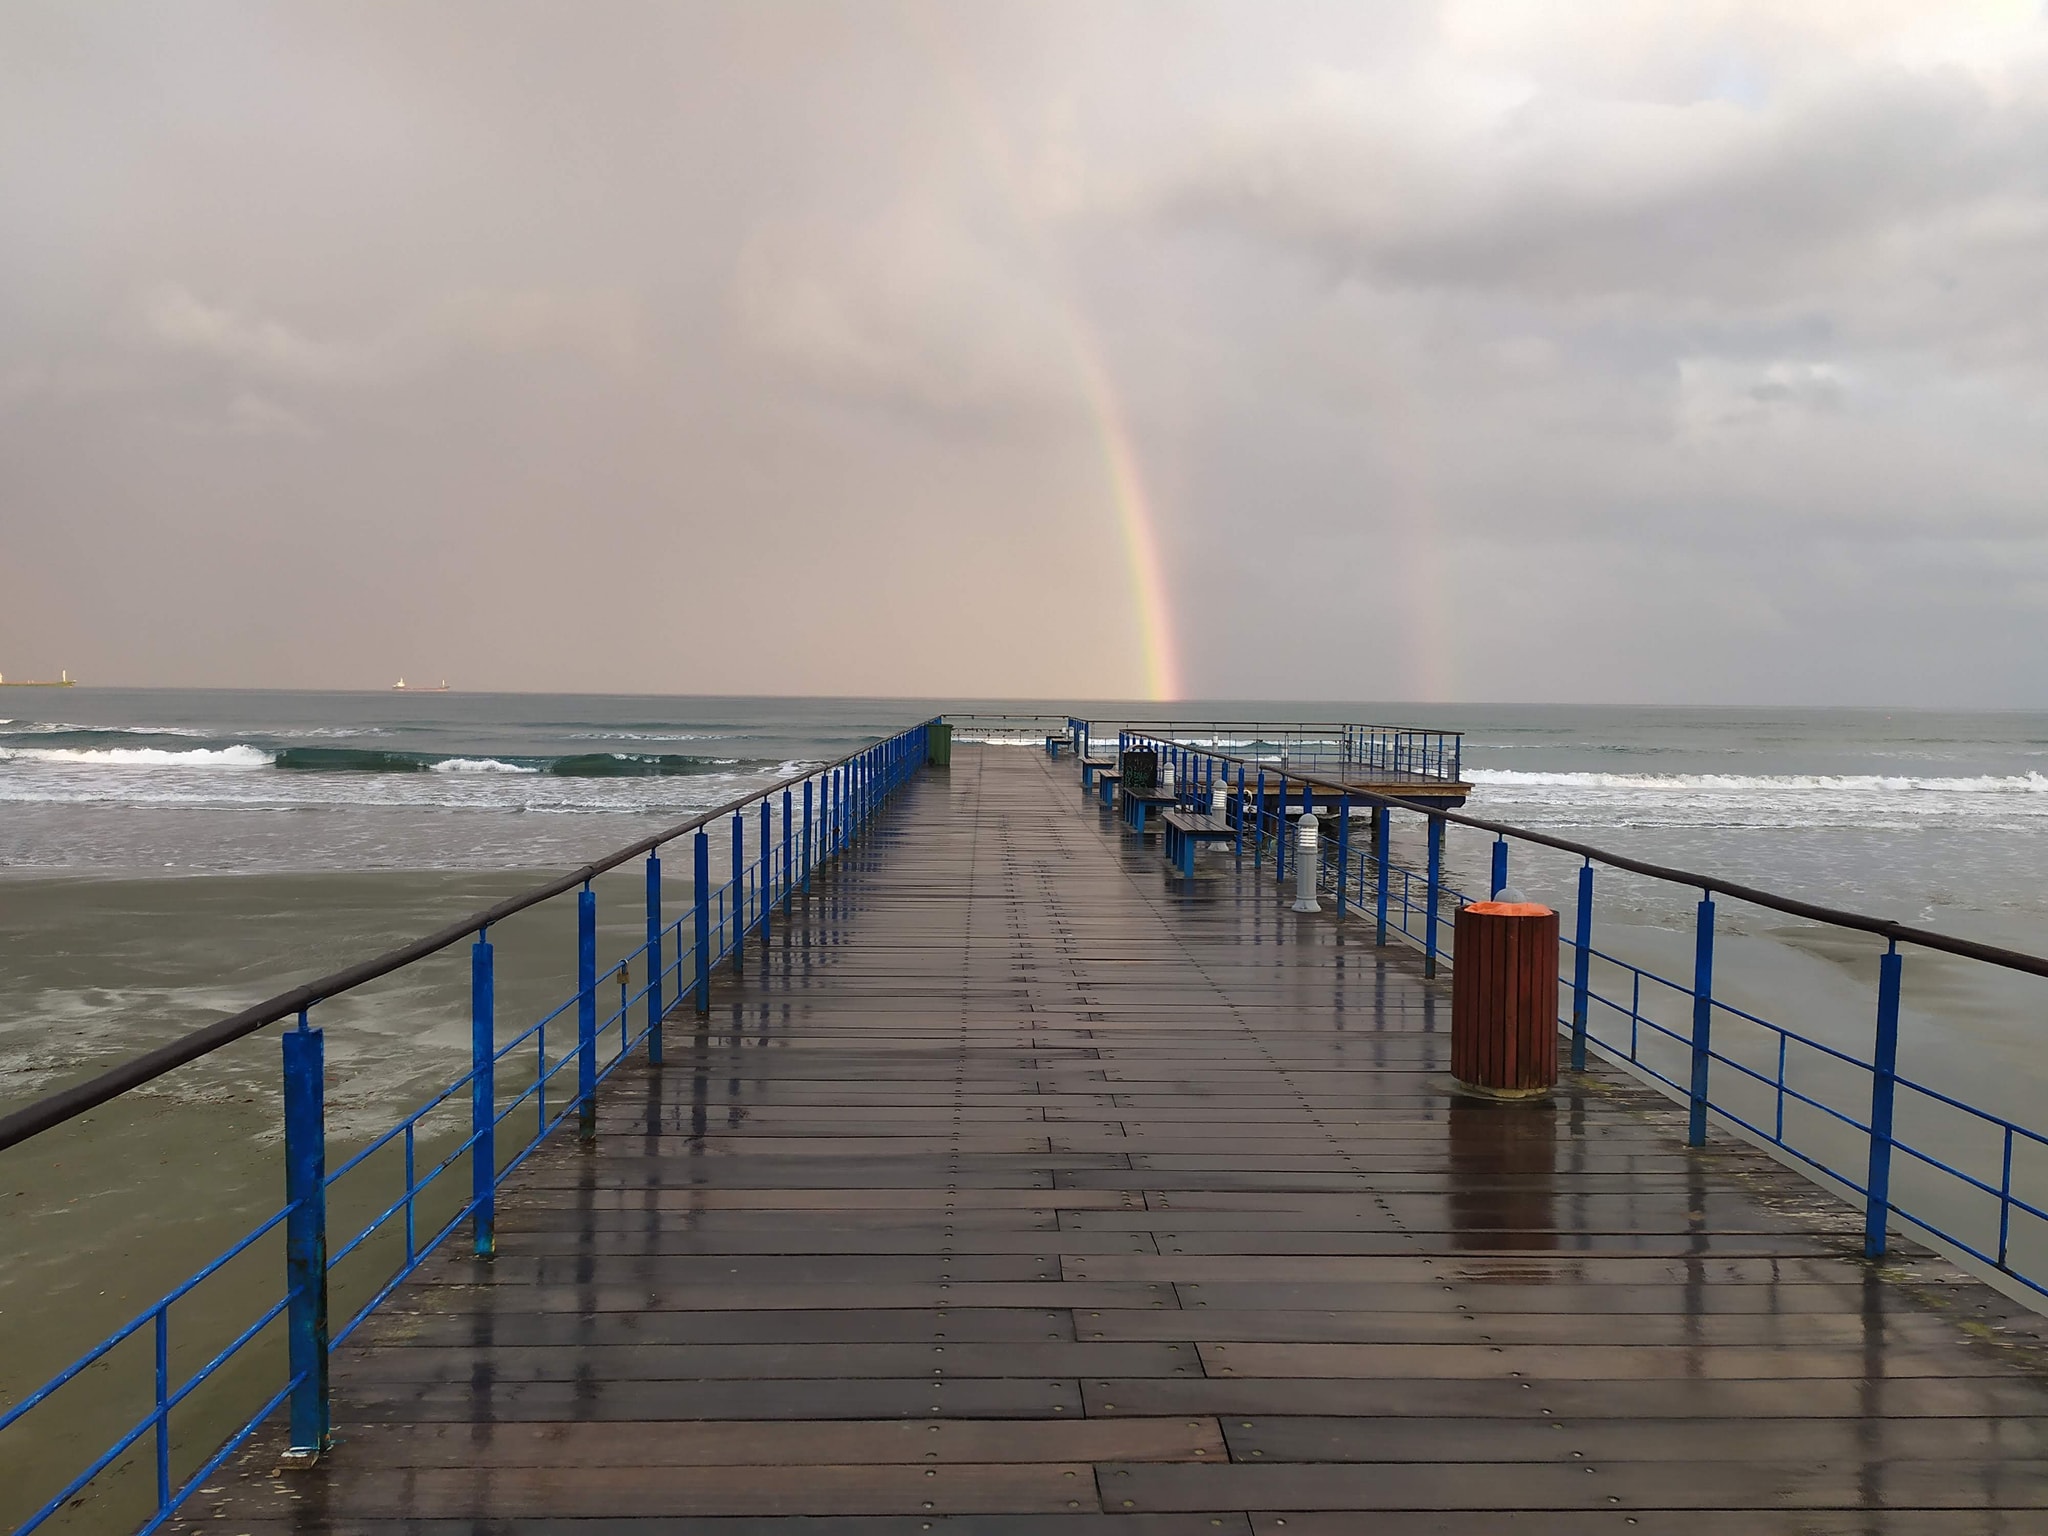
644, 855, 663, 1065
1864, 944, 1904, 1258
282, 1015, 331, 1456
1234, 762, 1245, 857
1688, 892, 1716, 1148
577, 885, 597, 1142
1570, 861, 1593, 1071
760, 800, 773, 946
1491, 838, 1509, 899
693, 831, 711, 1014
1255, 769, 1265, 861
1423, 817, 1443, 978
803, 779, 814, 892
1374, 807, 1390, 944
471, 935, 496, 1253
1276, 776, 1289, 882
782, 790, 794, 911
1336, 794, 1351, 914
730, 811, 746, 972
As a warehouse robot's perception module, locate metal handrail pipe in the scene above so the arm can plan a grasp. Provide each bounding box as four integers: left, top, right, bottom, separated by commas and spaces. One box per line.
0, 720, 936, 1154
1124, 732, 2048, 983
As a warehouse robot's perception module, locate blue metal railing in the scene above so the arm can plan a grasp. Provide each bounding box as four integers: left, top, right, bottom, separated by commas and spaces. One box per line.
0, 721, 934, 1536
1016, 717, 1465, 785
1115, 730, 2048, 1305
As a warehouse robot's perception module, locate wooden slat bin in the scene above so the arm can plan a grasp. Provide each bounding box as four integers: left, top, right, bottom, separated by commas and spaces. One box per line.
1451, 900, 1560, 1099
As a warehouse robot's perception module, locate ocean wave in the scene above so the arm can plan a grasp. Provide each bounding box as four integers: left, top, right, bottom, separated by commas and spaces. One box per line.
273, 746, 750, 777
0, 744, 272, 768
0, 722, 213, 739
1469, 769, 2048, 794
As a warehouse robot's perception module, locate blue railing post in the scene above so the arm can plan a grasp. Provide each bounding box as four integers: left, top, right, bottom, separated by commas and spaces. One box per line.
760, 800, 773, 947
1374, 806, 1390, 944
693, 830, 711, 1014
470, 934, 496, 1255
730, 811, 746, 973
1865, 943, 1904, 1259
1571, 861, 1593, 1071
1276, 775, 1289, 883
1255, 769, 1266, 862
643, 856, 663, 1065
782, 790, 794, 911
577, 885, 597, 1142
803, 779, 815, 892
1234, 762, 1245, 857
1491, 838, 1509, 899
1336, 794, 1351, 913
1424, 816, 1443, 978
281, 1014, 331, 1458
1688, 892, 1717, 1147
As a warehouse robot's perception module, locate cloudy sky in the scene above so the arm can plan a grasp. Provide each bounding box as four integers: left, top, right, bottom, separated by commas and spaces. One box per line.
2, 2, 2045, 704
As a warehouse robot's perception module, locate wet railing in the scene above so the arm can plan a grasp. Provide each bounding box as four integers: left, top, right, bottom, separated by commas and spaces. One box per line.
1119, 731, 2048, 1306
0, 722, 935, 1536
1044, 718, 1464, 783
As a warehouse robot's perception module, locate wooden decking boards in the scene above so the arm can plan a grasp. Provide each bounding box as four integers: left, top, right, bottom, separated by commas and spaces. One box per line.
175, 744, 2048, 1532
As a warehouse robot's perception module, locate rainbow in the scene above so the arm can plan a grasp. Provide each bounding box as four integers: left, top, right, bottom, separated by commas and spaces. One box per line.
1062, 322, 1181, 701
899, 11, 1182, 701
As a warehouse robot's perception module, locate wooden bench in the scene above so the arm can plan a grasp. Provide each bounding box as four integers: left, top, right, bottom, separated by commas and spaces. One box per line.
1079, 757, 1114, 793
1043, 734, 1067, 759
1161, 809, 1236, 876
1092, 768, 1121, 807
1119, 786, 1176, 837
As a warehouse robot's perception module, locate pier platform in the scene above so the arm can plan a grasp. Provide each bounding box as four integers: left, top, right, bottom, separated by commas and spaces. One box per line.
178, 744, 2048, 1531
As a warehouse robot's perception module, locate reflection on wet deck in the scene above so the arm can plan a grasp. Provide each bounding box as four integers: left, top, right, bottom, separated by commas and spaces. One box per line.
178, 744, 2048, 1532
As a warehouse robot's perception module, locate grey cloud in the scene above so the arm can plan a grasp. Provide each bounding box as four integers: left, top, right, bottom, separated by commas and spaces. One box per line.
2, 1, 2046, 705
137, 284, 643, 385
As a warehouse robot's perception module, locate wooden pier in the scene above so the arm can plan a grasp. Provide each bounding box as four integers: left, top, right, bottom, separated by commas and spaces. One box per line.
179, 744, 2048, 1531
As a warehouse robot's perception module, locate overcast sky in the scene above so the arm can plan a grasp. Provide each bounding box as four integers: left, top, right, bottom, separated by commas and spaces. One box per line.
3, 2, 2045, 704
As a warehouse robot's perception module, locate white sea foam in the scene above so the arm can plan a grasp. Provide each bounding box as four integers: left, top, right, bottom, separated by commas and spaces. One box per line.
0, 721, 212, 737
1470, 769, 2048, 794
0, 744, 273, 768
428, 757, 540, 774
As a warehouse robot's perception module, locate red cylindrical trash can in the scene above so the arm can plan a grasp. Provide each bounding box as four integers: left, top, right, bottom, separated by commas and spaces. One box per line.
1451, 901, 1560, 1099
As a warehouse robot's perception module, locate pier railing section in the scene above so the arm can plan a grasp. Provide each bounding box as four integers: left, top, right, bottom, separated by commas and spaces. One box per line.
934, 715, 1463, 785
1119, 730, 2048, 1308
0, 722, 935, 1536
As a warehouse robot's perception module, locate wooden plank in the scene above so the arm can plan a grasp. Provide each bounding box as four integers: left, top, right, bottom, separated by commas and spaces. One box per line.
170, 744, 2048, 1532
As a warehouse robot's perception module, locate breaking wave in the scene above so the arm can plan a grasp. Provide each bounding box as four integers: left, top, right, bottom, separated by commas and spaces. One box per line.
1470, 769, 2048, 794
1, 744, 762, 776
0, 745, 272, 768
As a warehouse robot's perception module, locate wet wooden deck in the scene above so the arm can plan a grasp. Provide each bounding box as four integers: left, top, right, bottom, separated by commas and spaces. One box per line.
182, 744, 2048, 1532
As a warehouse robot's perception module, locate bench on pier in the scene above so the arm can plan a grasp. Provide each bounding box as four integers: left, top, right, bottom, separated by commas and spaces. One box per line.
1043, 734, 1068, 759
1161, 809, 1235, 877
1093, 768, 1121, 807
1120, 785, 1177, 837
1079, 757, 1114, 793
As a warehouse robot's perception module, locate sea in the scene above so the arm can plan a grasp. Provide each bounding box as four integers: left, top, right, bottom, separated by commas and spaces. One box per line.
6, 691, 2048, 1528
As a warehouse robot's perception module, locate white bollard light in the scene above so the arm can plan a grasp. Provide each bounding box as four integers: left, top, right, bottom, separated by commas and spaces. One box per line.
1293, 812, 1321, 912
1211, 783, 1227, 815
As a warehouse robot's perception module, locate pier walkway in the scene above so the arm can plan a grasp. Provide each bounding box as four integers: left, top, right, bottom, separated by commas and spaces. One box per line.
179, 745, 2048, 1532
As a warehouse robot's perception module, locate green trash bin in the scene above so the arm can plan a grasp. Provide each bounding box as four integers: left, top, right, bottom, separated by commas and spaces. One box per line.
927, 722, 953, 768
